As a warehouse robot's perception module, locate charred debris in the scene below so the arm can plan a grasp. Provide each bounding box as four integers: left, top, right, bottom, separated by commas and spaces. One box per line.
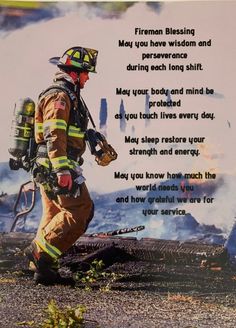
0, 226, 231, 274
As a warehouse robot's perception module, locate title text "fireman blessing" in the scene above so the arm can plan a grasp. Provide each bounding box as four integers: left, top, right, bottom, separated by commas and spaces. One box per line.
134, 27, 195, 37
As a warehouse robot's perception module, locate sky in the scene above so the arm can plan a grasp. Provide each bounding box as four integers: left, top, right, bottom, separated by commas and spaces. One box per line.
0, 1, 236, 231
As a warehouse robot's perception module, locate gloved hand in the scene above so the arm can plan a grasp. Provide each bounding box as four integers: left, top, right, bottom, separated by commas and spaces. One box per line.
56, 170, 72, 190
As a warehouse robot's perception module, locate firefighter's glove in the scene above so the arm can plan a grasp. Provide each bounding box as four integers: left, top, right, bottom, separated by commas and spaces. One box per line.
95, 140, 118, 166
86, 129, 118, 166
56, 170, 72, 190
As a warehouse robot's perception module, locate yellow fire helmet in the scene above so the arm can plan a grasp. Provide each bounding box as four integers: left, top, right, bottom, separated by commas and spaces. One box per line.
49, 46, 98, 73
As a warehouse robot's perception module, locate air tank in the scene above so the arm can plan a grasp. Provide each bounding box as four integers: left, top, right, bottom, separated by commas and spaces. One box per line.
8, 97, 35, 159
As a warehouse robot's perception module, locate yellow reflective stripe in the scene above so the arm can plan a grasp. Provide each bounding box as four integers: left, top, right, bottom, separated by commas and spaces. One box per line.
36, 157, 50, 168
15, 126, 32, 138
37, 156, 70, 169
67, 49, 73, 55
43, 119, 67, 131
73, 51, 80, 59
14, 137, 28, 142
51, 156, 69, 169
35, 234, 62, 259
35, 123, 43, 134
15, 126, 31, 131
68, 159, 77, 169
39, 158, 73, 169
68, 126, 85, 138
84, 54, 89, 62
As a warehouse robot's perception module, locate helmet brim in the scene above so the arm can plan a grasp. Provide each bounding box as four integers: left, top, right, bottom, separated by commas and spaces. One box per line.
49, 57, 60, 65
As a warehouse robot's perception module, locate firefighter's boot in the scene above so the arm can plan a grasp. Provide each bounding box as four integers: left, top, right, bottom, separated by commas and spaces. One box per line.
24, 242, 71, 285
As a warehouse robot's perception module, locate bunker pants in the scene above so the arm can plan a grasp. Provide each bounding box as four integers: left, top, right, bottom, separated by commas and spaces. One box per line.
34, 182, 94, 258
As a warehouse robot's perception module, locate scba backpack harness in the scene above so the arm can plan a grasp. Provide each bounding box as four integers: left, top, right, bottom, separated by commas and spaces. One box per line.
8, 85, 117, 199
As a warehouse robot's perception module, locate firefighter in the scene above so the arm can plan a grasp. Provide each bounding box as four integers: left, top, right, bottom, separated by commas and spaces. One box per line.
25, 46, 98, 285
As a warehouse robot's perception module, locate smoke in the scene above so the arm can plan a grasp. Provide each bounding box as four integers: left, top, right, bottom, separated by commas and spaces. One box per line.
141, 213, 225, 245
0, 168, 233, 245
0, 163, 29, 194
0, 1, 235, 244
0, 2, 162, 36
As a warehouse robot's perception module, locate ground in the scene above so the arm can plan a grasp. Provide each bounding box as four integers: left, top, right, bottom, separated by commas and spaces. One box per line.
1, 260, 236, 328
1, 233, 236, 327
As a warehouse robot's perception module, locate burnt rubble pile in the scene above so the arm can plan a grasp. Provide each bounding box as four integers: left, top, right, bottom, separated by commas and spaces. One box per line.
0, 233, 229, 273
61, 235, 228, 271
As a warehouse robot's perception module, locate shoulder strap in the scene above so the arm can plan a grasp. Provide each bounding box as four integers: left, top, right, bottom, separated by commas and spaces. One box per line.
38, 84, 77, 104
80, 96, 96, 129
39, 84, 96, 130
